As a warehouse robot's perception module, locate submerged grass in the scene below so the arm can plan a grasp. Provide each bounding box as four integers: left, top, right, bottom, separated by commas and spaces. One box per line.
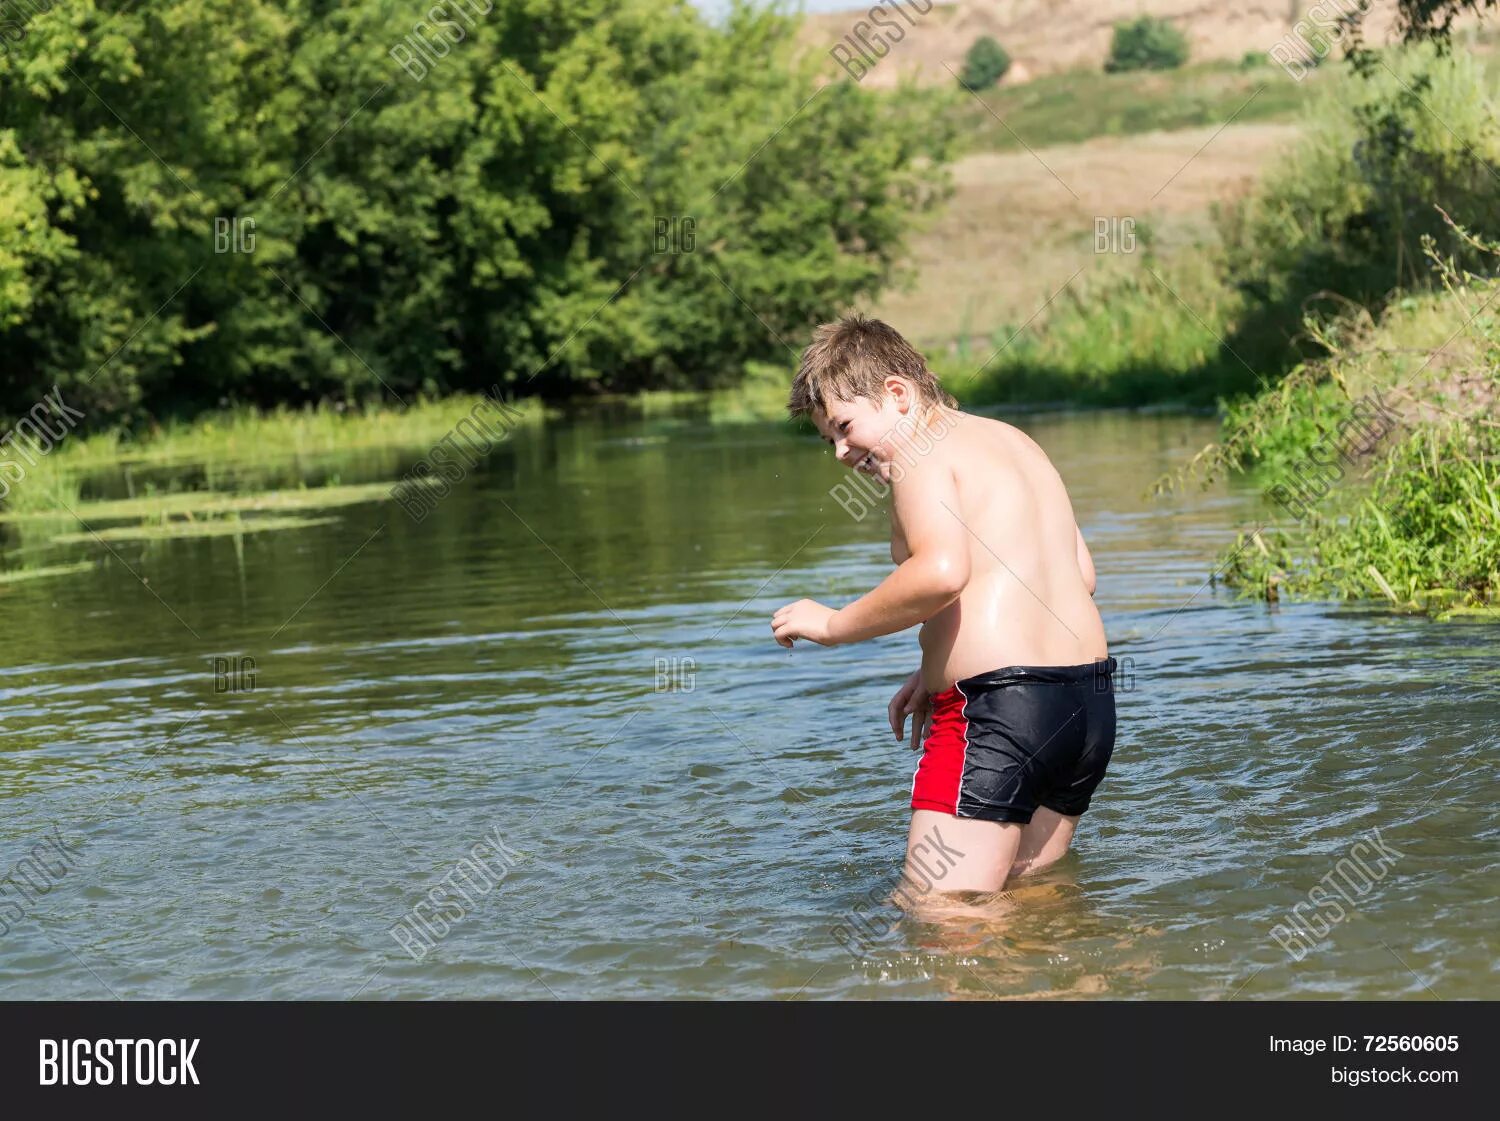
2, 395, 543, 519
0, 560, 96, 585
0, 479, 443, 524
49, 515, 343, 544
0, 397, 528, 560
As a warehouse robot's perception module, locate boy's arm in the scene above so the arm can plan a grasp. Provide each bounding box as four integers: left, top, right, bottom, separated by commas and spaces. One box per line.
826, 458, 971, 644
1075, 524, 1096, 596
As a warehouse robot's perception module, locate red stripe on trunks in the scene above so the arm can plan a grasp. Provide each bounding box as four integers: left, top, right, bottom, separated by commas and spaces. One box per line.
910, 681, 969, 815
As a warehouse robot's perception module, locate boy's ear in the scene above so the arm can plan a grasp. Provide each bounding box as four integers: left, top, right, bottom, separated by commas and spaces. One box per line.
884, 374, 912, 412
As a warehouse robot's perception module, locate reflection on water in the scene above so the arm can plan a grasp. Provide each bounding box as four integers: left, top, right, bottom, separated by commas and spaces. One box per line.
0, 403, 1496, 999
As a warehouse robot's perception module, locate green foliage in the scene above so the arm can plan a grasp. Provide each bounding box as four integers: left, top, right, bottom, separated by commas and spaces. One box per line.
943, 44, 1500, 414
1152, 336, 1372, 497
0, 1, 956, 426
940, 250, 1245, 408
1104, 17, 1190, 74
1333, 0, 1498, 65
1221, 418, 1500, 614
951, 56, 1316, 154
958, 36, 1010, 92
1214, 46, 1500, 384
1189, 227, 1500, 614
1390, 0, 1500, 41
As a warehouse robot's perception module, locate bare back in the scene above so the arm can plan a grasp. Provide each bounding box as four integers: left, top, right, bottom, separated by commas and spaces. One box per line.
891, 412, 1106, 694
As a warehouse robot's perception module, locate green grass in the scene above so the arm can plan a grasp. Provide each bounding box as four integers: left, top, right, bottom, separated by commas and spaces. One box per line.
1220, 418, 1500, 616
1, 394, 545, 518
1179, 254, 1500, 615
954, 57, 1320, 153
0, 478, 444, 526
947, 35, 1500, 156
48, 515, 343, 544
44, 395, 546, 473
937, 42, 1500, 415
606, 363, 795, 423
937, 250, 1249, 408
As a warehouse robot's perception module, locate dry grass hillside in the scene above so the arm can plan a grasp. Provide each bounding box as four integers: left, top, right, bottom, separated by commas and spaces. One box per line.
873, 121, 1301, 346
804, 0, 1403, 88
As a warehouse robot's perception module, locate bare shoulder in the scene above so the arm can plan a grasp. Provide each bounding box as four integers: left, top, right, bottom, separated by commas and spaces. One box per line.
933, 412, 1028, 482
973, 413, 1046, 455
964, 414, 1060, 476
937, 413, 1077, 535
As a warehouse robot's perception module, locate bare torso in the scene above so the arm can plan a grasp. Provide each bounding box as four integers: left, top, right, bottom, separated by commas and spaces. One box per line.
890, 412, 1107, 694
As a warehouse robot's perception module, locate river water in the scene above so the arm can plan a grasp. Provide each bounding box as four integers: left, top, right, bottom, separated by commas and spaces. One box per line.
1, 404, 1496, 999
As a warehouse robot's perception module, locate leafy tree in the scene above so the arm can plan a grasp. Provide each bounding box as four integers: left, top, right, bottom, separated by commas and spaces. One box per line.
0, 0, 957, 424
1346, 0, 1496, 72
1104, 17, 1190, 73
1391, 0, 1498, 38
958, 36, 1011, 92
1216, 47, 1500, 386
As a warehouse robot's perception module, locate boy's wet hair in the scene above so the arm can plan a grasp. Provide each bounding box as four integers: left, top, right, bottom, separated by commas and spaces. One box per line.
787, 313, 957, 420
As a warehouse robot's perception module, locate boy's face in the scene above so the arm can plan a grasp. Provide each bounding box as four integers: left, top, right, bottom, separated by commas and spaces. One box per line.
810, 379, 912, 484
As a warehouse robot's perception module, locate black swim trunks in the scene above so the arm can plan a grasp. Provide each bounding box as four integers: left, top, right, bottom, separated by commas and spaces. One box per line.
910, 657, 1118, 824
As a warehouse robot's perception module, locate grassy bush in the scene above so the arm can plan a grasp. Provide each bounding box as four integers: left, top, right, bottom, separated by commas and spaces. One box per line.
1217, 46, 1500, 378
1220, 417, 1499, 615
958, 36, 1012, 91
1169, 226, 1500, 615
939, 249, 1248, 407
1104, 17, 1190, 73
0, 395, 547, 516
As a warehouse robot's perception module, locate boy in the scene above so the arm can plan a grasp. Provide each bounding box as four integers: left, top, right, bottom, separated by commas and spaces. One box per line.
770, 314, 1116, 897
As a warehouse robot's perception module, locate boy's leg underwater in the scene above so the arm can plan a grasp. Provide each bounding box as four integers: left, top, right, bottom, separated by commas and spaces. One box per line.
901, 808, 1021, 898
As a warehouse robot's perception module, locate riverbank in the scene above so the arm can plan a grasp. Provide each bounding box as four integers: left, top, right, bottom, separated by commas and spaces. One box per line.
0, 395, 547, 564
883, 34, 1500, 411
1160, 226, 1499, 617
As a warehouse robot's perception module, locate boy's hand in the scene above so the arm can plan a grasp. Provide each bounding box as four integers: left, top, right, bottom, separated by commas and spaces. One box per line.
770, 599, 839, 648
888, 669, 930, 751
